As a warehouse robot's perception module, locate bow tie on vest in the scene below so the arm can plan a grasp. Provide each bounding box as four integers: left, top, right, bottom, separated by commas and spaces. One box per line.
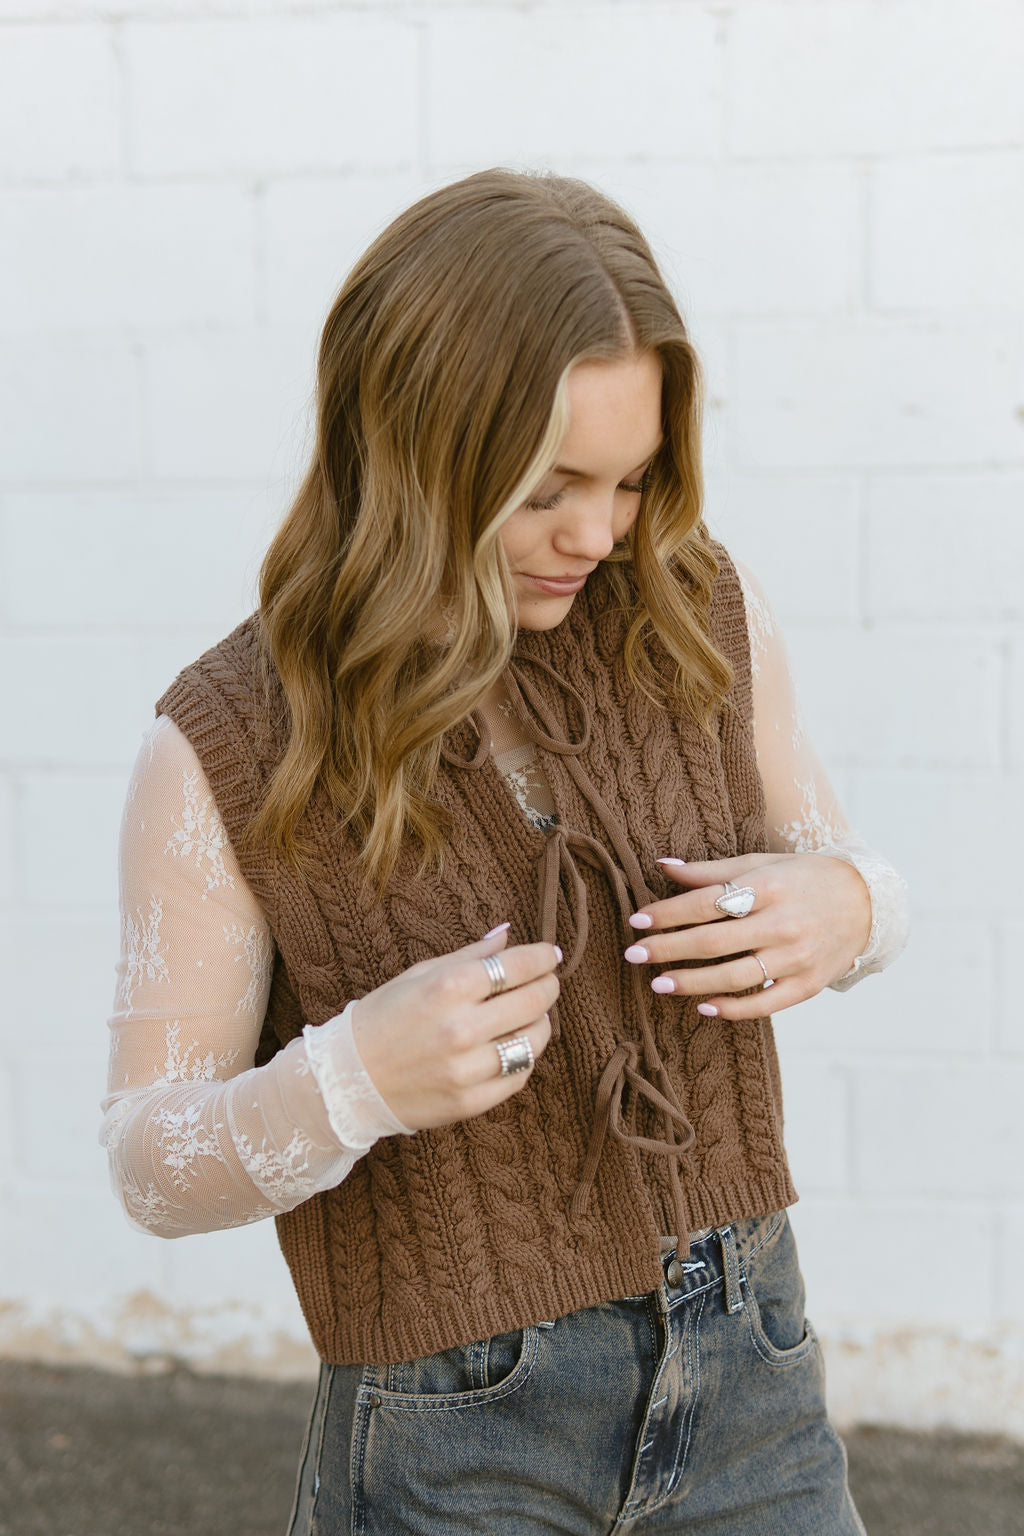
444, 650, 697, 1246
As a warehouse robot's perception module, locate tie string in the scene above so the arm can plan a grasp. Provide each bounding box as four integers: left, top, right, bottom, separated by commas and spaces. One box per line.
448, 652, 699, 1242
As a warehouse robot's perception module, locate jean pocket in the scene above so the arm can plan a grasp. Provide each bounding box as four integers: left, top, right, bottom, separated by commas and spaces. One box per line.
741, 1213, 819, 1367
364, 1324, 540, 1411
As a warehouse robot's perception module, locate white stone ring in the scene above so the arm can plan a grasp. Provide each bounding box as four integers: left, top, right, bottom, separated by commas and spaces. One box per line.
481, 954, 509, 997
496, 1035, 534, 1076
715, 880, 756, 919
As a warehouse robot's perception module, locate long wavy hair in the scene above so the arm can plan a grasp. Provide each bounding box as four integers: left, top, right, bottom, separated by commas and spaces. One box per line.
253, 169, 731, 890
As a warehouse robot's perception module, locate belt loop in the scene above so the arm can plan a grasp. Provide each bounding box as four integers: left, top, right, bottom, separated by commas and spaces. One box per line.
718, 1225, 744, 1314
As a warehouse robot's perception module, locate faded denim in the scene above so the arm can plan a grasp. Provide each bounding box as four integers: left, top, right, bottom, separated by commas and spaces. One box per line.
286, 1210, 865, 1535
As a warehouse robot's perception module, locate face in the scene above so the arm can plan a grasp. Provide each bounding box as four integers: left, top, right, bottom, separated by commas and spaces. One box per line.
501, 351, 663, 631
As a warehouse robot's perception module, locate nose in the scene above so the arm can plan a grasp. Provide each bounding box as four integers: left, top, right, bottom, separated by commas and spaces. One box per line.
552, 491, 619, 563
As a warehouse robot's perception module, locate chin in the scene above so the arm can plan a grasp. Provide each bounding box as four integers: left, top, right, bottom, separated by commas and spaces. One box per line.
515, 592, 578, 631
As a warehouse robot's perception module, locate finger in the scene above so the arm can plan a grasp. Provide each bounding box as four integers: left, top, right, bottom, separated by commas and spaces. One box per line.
683, 977, 805, 1022
654, 854, 775, 888
455, 922, 513, 958
435, 939, 562, 1007
403, 922, 514, 981
646, 952, 780, 999
478, 970, 561, 1039
456, 1013, 553, 1114
632, 872, 775, 935
627, 885, 731, 935
625, 912, 778, 967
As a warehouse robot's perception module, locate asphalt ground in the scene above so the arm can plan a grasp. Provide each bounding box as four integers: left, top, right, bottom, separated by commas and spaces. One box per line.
1, 1360, 1022, 1536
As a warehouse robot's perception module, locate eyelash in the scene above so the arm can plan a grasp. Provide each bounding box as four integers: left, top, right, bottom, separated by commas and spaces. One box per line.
524, 475, 648, 514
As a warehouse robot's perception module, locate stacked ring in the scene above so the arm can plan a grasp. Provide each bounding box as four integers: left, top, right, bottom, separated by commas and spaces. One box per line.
496, 1036, 534, 1076
481, 954, 508, 997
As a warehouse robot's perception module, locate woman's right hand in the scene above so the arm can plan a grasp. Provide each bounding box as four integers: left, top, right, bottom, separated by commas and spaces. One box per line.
349, 928, 559, 1133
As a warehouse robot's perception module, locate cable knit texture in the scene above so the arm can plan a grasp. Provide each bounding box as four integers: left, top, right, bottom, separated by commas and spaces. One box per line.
156, 545, 796, 1365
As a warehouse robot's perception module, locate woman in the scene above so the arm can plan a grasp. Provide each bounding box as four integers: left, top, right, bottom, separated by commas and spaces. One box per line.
103, 169, 906, 1534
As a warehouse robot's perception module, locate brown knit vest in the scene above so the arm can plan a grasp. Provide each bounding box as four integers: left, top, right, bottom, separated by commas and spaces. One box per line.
157, 545, 796, 1365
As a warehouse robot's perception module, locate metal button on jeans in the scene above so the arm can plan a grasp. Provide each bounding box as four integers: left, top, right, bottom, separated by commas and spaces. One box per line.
665, 1259, 684, 1287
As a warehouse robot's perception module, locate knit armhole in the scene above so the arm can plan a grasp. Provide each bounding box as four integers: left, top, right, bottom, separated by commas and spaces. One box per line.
706, 542, 755, 735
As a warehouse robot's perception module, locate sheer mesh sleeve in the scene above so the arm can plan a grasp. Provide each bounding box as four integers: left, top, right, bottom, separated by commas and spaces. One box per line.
737, 563, 909, 988
100, 717, 409, 1239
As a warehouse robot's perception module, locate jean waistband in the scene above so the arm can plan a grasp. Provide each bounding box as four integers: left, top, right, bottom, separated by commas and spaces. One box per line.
656, 1211, 786, 1313
659, 1227, 713, 1255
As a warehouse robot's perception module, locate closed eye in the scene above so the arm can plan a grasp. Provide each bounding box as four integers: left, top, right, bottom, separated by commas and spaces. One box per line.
524, 475, 647, 514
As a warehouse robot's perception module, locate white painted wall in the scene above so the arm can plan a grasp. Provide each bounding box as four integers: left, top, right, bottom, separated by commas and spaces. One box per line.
1, 0, 1021, 1434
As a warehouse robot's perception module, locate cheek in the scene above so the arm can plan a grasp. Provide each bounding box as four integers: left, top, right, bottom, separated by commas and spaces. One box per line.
499, 516, 540, 568
617, 505, 642, 541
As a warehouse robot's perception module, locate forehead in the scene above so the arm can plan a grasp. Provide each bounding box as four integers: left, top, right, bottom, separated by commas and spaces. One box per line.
557, 353, 663, 470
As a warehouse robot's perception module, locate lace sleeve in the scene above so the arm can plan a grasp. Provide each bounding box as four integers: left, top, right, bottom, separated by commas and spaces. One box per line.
737, 563, 909, 988
100, 716, 410, 1239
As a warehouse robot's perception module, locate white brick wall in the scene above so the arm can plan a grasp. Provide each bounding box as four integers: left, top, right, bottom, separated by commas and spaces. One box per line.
1, 0, 1021, 1430
123, 16, 419, 177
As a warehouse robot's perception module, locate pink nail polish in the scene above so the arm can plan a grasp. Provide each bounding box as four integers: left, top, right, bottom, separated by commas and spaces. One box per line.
483, 922, 511, 939
697, 1003, 719, 1017
553, 944, 564, 964
624, 945, 649, 964
656, 857, 687, 866
628, 913, 653, 929
651, 976, 675, 994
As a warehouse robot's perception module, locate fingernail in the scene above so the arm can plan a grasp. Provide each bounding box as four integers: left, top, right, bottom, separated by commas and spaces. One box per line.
628, 913, 653, 929
483, 922, 510, 939
651, 976, 675, 994
697, 1002, 719, 1017
553, 944, 563, 964
624, 945, 649, 964
656, 857, 687, 866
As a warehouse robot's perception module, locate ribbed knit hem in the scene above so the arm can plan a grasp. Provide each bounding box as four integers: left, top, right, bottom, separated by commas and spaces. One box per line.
289, 1171, 800, 1367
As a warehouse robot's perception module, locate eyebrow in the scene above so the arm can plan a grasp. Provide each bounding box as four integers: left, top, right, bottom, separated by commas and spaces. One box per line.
551, 440, 663, 479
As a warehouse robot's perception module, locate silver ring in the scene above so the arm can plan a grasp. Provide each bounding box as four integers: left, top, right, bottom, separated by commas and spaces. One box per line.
752, 954, 775, 989
496, 1035, 534, 1076
481, 954, 508, 997
715, 880, 756, 919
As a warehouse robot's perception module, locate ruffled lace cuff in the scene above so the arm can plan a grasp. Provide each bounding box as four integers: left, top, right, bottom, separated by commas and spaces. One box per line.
303, 1001, 414, 1148
813, 835, 910, 992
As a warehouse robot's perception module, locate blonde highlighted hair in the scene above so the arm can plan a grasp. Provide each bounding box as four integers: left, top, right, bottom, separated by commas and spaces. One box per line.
253, 169, 731, 889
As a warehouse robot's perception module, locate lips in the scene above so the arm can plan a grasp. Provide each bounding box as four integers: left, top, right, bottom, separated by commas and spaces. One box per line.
521, 571, 593, 595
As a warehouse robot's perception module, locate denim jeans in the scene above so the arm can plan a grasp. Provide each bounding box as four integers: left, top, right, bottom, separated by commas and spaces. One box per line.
286, 1210, 865, 1534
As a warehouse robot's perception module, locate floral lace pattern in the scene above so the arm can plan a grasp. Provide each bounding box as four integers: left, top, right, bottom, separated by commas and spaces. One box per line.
161, 1020, 239, 1085
777, 777, 848, 854
813, 835, 910, 988
102, 720, 401, 1238
493, 742, 561, 834
225, 923, 272, 1017
737, 571, 775, 681
164, 769, 235, 900
233, 1126, 322, 1206
154, 1095, 229, 1192
303, 1003, 411, 1150
118, 895, 168, 1015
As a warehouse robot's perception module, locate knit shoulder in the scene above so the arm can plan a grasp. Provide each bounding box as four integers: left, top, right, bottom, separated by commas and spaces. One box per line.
706, 540, 754, 730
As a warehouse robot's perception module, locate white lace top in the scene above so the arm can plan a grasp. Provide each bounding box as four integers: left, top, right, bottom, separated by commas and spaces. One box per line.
101, 565, 909, 1238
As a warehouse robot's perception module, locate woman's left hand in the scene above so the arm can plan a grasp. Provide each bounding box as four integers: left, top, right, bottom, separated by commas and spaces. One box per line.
624, 852, 872, 1019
